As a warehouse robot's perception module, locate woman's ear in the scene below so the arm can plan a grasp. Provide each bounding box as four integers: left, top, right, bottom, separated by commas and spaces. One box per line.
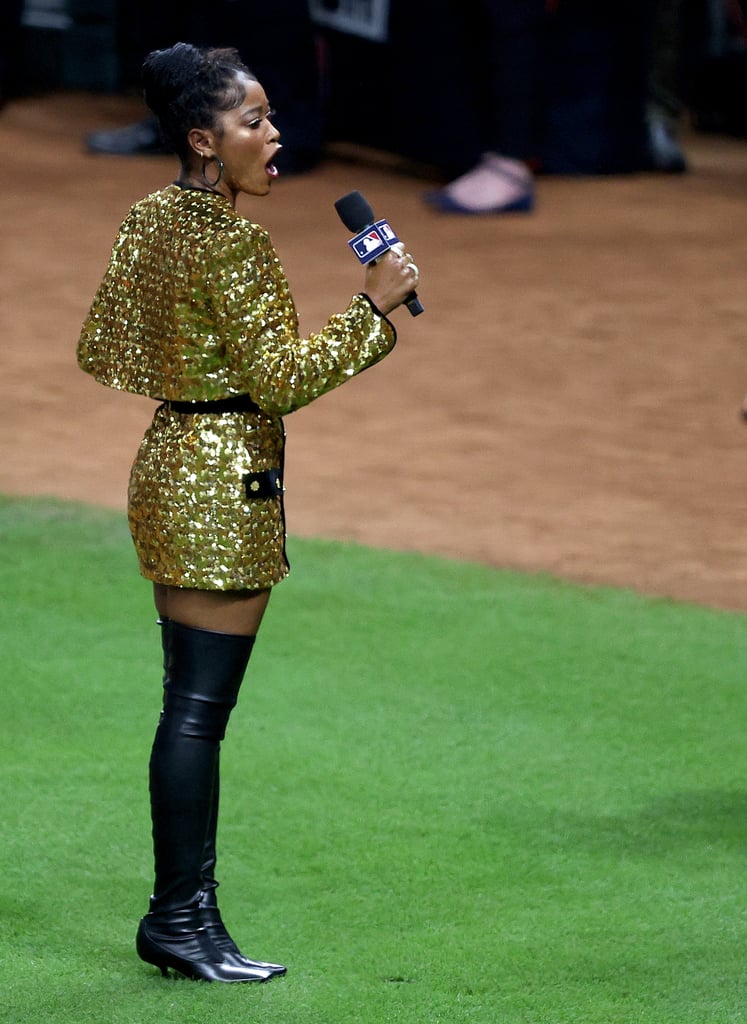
187, 127, 214, 160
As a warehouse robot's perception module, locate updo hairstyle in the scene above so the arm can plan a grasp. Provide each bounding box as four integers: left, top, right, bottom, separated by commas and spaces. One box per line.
143, 42, 256, 162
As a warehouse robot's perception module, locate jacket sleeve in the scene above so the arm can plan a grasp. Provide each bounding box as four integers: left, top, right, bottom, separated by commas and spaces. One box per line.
212, 227, 397, 415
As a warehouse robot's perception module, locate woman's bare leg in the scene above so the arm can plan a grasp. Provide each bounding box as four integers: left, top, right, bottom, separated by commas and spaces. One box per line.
153, 583, 272, 636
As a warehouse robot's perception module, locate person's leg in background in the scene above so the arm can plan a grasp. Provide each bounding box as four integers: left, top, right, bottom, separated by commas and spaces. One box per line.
0, 0, 24, 109
85, 0, 188, 154
645, 0, 689, 171
425, 0, 547, 214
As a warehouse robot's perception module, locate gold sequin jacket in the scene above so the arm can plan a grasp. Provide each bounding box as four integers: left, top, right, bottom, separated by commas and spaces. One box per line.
77, 185, 396, 410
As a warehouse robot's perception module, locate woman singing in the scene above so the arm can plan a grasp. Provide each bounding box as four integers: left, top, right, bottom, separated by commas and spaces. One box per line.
77, 42, 419, 984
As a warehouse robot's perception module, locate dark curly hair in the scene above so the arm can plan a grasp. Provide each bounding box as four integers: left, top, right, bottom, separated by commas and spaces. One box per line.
142, 42, 257, 162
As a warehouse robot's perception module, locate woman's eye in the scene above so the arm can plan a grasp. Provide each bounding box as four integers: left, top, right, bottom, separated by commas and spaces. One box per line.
248, 109, 276, 130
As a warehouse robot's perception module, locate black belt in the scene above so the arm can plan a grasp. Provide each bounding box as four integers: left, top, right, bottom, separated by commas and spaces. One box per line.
166, 394, 260, 414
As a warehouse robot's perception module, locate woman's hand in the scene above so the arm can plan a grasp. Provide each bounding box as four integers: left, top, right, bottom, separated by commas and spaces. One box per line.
363, 243, 420, 316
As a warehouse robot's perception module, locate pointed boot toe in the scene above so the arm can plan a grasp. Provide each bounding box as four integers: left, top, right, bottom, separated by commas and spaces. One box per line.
136, 913, 273, 983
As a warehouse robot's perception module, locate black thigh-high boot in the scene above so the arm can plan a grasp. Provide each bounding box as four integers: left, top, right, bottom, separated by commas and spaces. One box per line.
135, 619, 273, 983
155, 619, 286, 977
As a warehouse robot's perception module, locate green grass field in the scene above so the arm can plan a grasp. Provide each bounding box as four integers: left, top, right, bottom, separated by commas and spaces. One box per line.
2, 494, 746, 1023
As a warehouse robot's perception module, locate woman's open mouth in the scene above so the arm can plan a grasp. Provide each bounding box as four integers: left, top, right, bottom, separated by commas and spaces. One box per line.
266, 150, 281, 178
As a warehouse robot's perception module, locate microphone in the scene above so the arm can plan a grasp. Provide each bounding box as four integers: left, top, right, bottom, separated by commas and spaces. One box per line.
334, 190, 424, 317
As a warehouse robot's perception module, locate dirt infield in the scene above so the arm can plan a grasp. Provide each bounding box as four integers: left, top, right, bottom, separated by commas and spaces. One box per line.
2, 92, 747, 610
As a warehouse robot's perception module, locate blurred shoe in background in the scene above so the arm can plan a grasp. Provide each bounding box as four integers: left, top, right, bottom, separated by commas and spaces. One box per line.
644, 111, 687, 173
423, 153, 535, 215
86, 115, 172, 155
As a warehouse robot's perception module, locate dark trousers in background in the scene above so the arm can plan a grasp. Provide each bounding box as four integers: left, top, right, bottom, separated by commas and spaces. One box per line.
0, 0, 24, 104
446, 0, 547, 164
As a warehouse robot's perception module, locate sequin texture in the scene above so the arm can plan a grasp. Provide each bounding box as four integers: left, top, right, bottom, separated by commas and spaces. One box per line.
78, 185, 397, 590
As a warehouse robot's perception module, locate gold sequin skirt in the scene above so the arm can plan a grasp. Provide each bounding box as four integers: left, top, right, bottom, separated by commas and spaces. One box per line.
127, 404, 289, 590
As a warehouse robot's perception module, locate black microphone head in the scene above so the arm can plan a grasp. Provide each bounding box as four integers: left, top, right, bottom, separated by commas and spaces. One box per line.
334, 190, 375, 232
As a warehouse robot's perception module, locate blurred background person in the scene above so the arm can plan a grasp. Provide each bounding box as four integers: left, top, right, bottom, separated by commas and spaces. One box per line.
420, 0, 695, 214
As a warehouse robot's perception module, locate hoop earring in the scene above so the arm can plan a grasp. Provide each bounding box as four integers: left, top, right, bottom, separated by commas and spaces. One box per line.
201, 156, 224, 188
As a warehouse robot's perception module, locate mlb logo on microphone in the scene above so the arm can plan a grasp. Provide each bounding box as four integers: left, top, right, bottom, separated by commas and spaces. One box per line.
348, 219, 400, 265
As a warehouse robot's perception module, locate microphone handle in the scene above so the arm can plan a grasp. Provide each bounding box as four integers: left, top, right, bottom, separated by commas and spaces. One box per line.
405, 291, 424, 317
370, 239, 423, 317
